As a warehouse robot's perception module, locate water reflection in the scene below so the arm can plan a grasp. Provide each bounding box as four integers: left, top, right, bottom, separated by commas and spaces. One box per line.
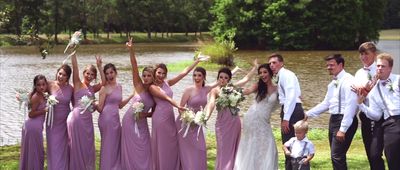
0, 44, 366, 146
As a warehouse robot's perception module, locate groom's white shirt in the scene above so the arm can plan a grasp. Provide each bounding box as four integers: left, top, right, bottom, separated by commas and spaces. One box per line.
277, 67, 302, 121
306, 70, 358, 132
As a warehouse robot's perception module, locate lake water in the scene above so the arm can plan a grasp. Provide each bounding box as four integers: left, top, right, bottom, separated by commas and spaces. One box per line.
0, 41, 398, 146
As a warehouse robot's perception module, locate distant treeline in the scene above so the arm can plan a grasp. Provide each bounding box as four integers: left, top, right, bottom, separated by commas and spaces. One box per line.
0, 0, 399, 50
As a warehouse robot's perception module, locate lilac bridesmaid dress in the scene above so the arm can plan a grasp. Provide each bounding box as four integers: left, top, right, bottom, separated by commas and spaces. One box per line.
46, 84, 73, 170
121, 92, 154, 170
98, 84, 122, 170
19, 101, 46, 170
151, 82, 180, 170
67, 87, 96, 170
176, 87, 208, 170
215, 108, 241, 170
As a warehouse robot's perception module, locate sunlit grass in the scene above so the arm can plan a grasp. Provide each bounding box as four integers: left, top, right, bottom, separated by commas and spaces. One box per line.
0, 129, 381, 170
379, 29, 400, 40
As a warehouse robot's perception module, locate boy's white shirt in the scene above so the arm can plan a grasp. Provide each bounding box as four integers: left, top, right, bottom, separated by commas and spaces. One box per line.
284, 136, 315, 158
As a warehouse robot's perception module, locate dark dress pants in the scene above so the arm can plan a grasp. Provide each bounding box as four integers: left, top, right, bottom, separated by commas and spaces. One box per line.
382, 116, 400, 170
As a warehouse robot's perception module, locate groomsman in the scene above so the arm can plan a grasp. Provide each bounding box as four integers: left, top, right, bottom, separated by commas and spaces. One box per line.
268, 53, 305, 170
358, 53, 400, 170
304, 54, 358, 170
354, 42, 385, 170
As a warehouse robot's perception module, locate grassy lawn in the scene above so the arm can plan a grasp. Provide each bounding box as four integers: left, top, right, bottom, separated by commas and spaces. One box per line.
0, 129, 380, 170
379, 29, 400, 40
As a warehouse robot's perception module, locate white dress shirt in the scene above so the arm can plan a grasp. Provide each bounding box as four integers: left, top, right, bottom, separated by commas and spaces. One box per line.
284, 137, 315, 158
359, 73, 400, 121
306, 70, 358, 132
277, 67, 302, 121
354, 62, 377, 105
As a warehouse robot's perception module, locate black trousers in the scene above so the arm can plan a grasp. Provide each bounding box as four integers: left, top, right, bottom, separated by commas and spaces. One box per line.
280, 103, 305, 170
359, 112, 385, 170
329, 114, 358, 170
382, 116, 400, 170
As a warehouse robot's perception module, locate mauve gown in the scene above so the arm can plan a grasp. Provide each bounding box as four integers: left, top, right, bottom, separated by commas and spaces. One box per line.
19, 100, 46, 170
176, 87, 208, 170
46, 84, 73, 170
98, 84, 122, 170
151, 82, 180, 170
121, 92, 154, 170
215, 107, 241, 170
67, 87, 96, 170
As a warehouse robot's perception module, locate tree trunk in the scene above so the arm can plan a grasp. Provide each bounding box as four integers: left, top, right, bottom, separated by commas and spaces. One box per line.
54, 0, 59, 44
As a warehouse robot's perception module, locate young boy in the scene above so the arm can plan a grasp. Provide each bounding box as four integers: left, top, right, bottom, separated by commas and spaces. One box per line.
283, 120, 315, 170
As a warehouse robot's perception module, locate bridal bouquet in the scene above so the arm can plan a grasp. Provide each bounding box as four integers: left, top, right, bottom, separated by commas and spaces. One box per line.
62, 30, 82, 64
79, 95, 95, 114
216, 83, 245, 116
179, 109, 195, 138
44, 92, 59, 128
64, 30, 82, 54
131, 101, 145, 137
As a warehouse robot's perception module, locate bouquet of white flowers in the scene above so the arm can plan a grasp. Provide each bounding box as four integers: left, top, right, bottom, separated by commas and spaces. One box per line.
62, 30, 82, 64
193, 108, 207, 140
44, 92, 59, 128
131, 101, 145, 137
64, 30, 82, 54
179, 109, 195, 138
79, 95, 95, 114
216, 83, 245, 116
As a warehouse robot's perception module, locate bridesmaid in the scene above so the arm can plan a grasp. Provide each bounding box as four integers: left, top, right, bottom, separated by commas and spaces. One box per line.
121, 38, 155, 170
176, 66, 219, 170
149, 58, 202, 170
19, 74, 48, 170
96, 63, 133, 170
67, 51, 105, 170
205, 61, 257, 170
46, 64, 73, 170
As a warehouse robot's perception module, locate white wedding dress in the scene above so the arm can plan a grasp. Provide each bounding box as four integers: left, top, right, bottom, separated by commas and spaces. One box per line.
234, 91, 279, 170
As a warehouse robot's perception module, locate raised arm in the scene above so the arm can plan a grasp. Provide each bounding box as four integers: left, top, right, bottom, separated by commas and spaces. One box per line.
242, 83, 258, 95
119, 93, 134, 109
179, 88, 191, 114
92, 56, 105, 93
234, 59, 258, 87
70, 51, 82, 90
167, 58, 200, 86
127, 37, 145, 94
149, 85, 183, 110
205, 88, 218, 120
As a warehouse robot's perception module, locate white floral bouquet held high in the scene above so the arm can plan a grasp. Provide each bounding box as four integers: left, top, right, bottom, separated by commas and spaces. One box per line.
63, 30, 82, 64
79, 95, 95, 114
179, 109, 195, 138
44, 92, 59, 128
193, 107, 207, 140
131, 101, 145, 137
216, 83, 245, 116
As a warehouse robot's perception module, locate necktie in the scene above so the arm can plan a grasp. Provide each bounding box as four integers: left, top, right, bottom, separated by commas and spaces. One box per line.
381, 79, 391, 86
363, 67, 370, 71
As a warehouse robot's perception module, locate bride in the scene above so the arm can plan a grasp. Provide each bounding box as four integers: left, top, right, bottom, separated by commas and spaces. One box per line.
234, 63, 279, 170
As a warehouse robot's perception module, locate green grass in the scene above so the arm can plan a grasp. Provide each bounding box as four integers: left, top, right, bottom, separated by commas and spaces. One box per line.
379, 29, 400, 40
1, 129, 378, 170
